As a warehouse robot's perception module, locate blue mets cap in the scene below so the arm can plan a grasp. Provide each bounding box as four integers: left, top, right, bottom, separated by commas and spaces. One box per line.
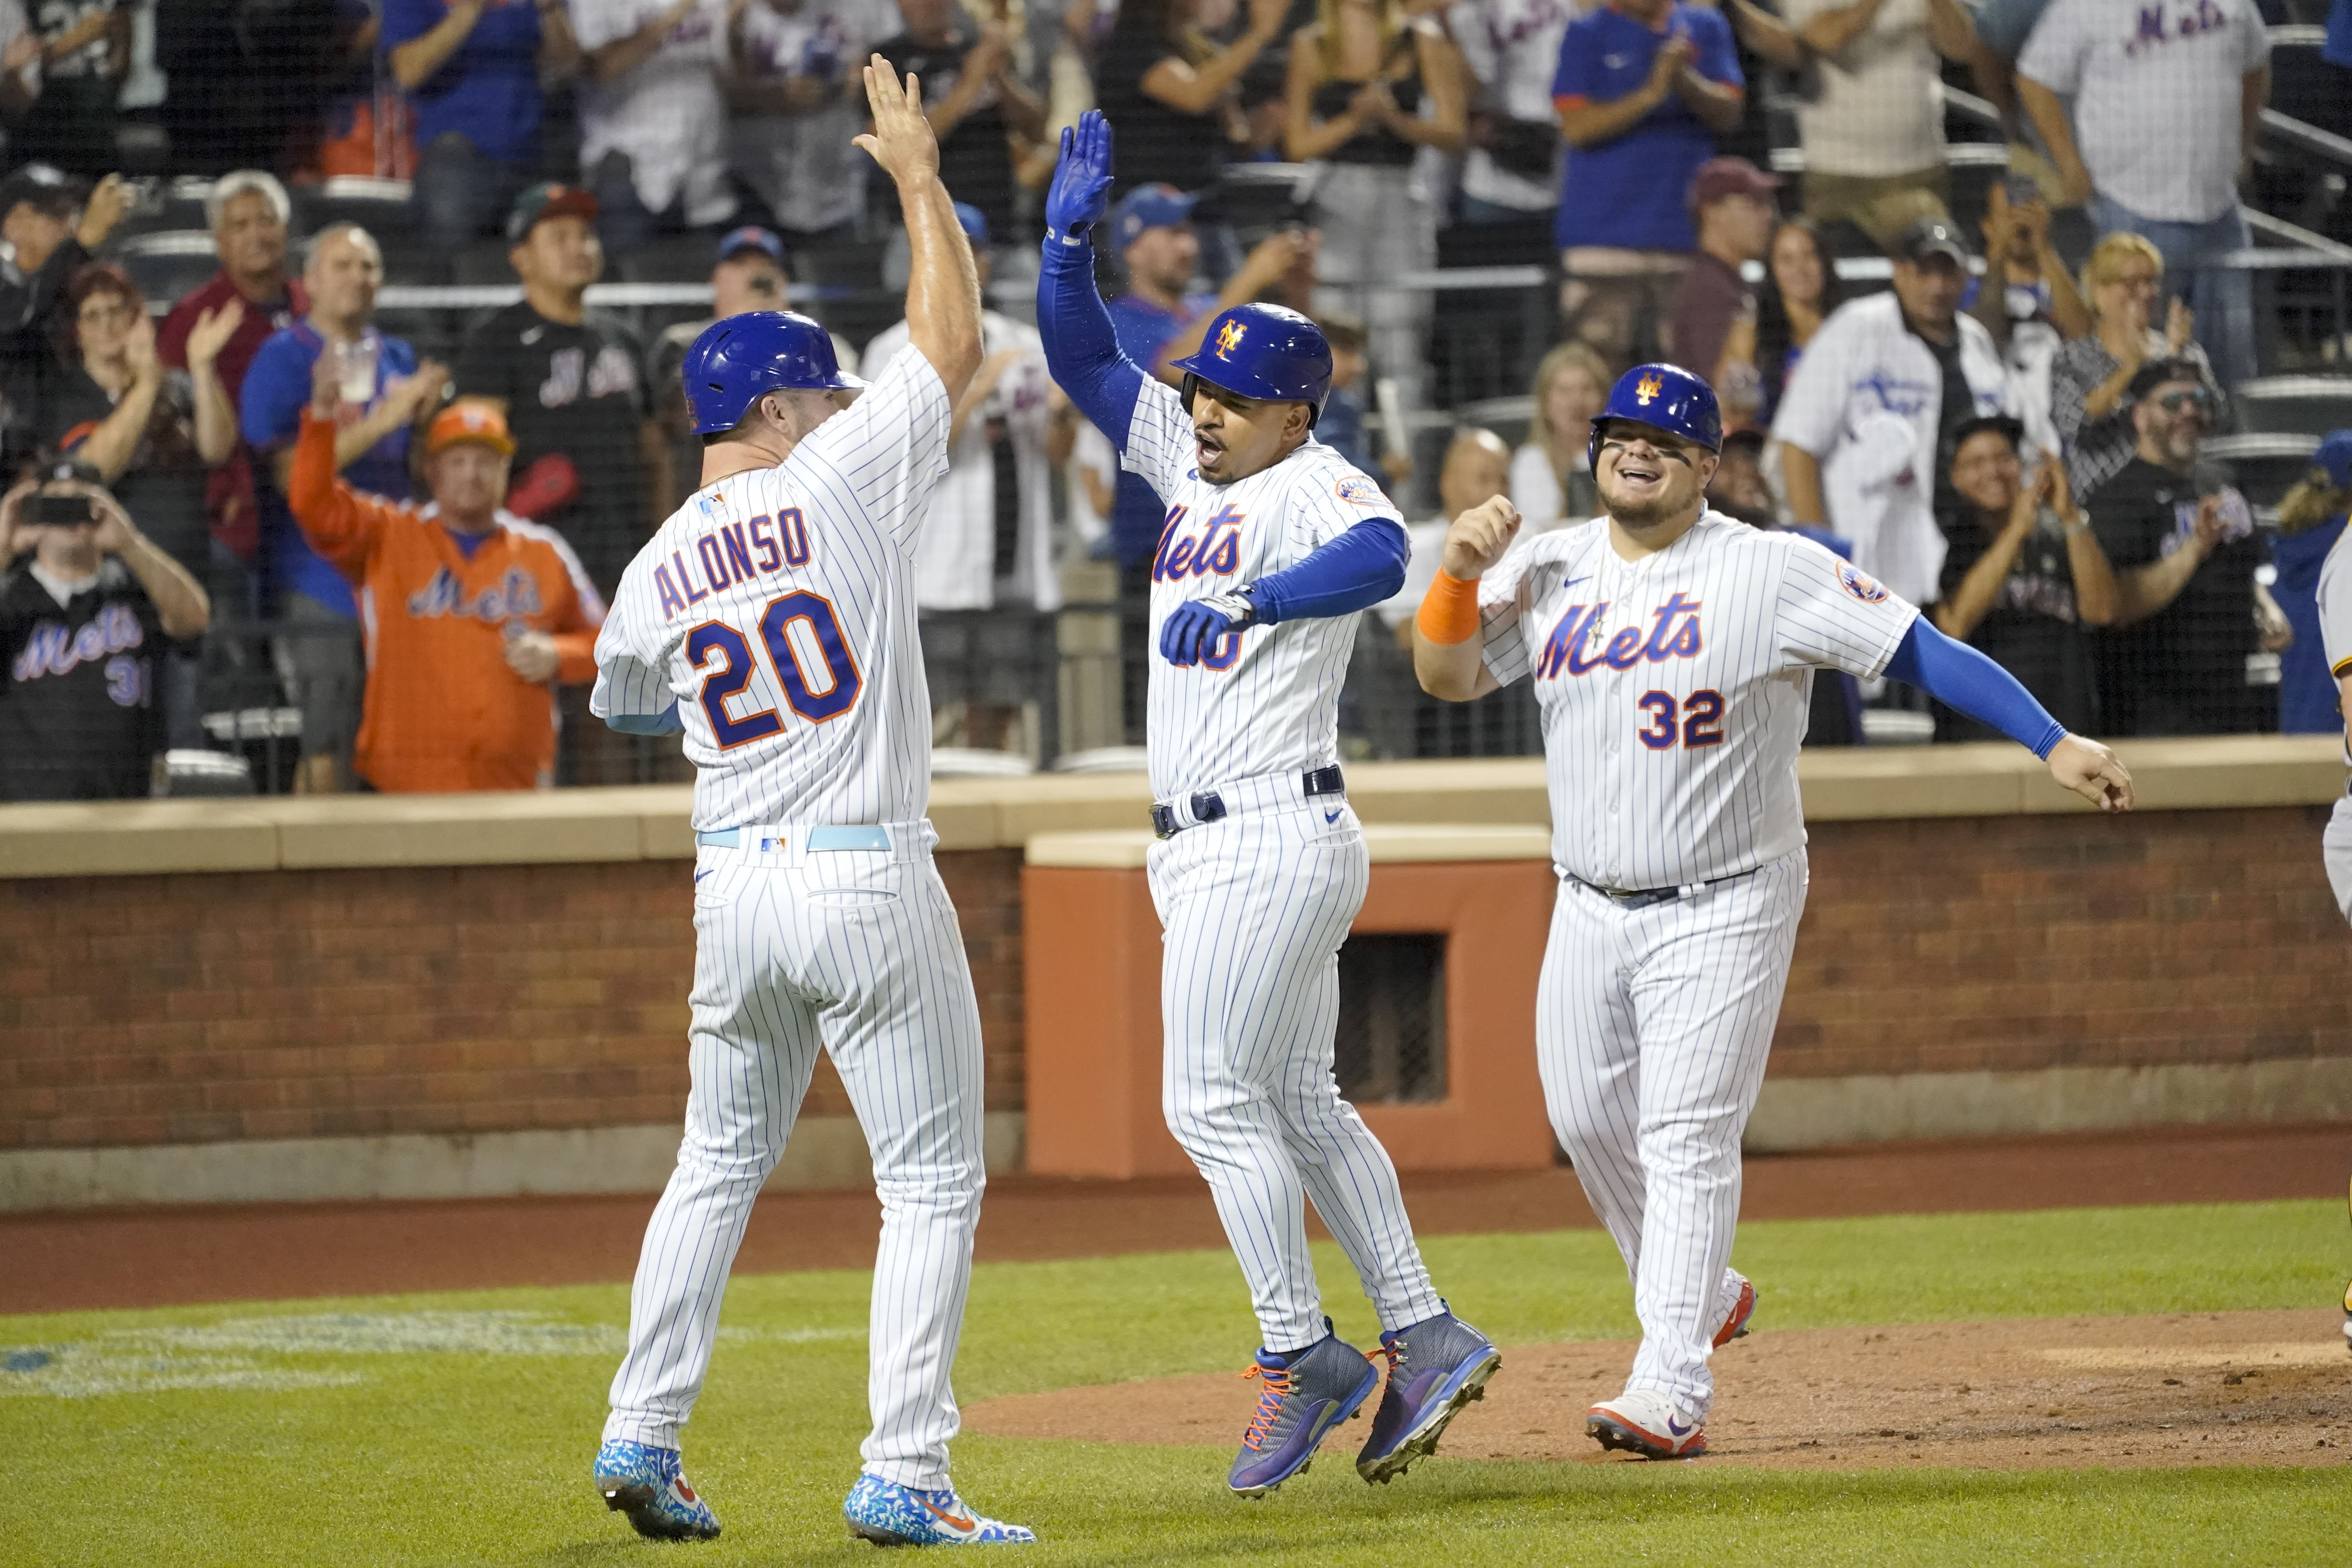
715, 225, 786, 266
952, 202, 990, 245
2315, 429, 2352, 488
1588, 363, 1723, 469
1112, 184, 1196, 247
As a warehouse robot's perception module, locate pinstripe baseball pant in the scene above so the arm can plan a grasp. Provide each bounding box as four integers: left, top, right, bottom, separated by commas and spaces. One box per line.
605, 823, 985, 1490
1539, 851, 1808, 1419
1150, 797, 1448, 1353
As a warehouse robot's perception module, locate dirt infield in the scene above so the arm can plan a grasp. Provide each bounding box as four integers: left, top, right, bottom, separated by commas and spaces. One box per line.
7, 1122, 2349, 1314
965, 1309, 2352, 1472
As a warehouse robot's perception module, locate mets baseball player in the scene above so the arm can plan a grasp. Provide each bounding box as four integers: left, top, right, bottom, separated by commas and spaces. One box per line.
1038, 111, 1501, 1498
1415, 363, 2135, 1459
586, 59, 1033, 1547
2306, 427, 2352, 1354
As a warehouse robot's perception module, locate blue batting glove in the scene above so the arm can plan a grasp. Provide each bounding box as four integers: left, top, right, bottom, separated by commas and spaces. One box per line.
1160, 590, 1255, 666
1045, 111, 1115, 241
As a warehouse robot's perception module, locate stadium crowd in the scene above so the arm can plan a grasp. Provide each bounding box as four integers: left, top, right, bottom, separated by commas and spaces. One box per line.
0, 0, 2350, 798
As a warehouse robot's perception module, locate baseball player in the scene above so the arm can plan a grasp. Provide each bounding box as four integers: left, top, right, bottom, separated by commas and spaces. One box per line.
2305, 428, 2352, 1354
1414, 363, 2134, 1459
586, 60, 1033, 1547
1038, 111, 1501, 1499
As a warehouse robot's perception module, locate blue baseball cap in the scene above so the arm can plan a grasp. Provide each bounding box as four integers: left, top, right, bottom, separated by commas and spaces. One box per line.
2317, 428, 2352, 488
1112, 184, 1196, 247
716, 225, 787, 265
952, 202, 990, 245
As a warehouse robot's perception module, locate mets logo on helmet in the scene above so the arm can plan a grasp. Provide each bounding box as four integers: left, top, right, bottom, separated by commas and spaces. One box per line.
1635, 372, 1663, 404
1215, 319, 1247, 358
1837, 561, 1889, 603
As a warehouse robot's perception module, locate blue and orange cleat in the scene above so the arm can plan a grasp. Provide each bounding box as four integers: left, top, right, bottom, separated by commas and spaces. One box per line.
593, 1439, 720, 1541
1356, 1307, 1501, 1483
1229, 1321, 1381, 1497
843, 1474, 1036, 1545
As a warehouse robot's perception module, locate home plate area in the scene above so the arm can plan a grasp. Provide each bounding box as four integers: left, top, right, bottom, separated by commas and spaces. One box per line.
965, 1310, 2352, 1471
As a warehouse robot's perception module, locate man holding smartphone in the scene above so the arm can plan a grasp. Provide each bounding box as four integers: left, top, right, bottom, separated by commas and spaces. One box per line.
0, 458, 209, 799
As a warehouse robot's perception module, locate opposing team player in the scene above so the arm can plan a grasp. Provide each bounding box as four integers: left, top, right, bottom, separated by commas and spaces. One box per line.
1037, 111, 1501, 1498
587, 59, 1033, 1547
1414, 364, 2134, 1459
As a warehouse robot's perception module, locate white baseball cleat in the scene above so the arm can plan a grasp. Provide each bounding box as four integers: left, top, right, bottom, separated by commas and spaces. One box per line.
1586, 1388, 1707, 1459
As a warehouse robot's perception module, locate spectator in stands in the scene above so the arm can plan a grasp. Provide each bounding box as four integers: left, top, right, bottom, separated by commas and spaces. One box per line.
1706, 425, 1775, 524
1285, 0, 1465, 415
2050, 232, 2210, 507
1376, 425, 1514, 638
242, 223, 447, 793
1967, 178, 2089, 456
1313, 313, 1392, 479
1715, 216, 1842, 430
2018, 0, 2269, 387
2087, 358, 2278, 736
0, 0, 127, 177
1094, 0, 1289, 200
878, 0, 1045, 244
1773, 0, 1975, 250
1929, 413, 2116, 739
0, 164, 127, 404
157, 171, 308, 616
1668, 155, 1779, 396
724, 0, 880, 247
387, 0, 581, 249
2268, 429, 2352, 735
1551, 0, 1743, 371
572, 0, 735, 255
287, 356, 603, 791
0, 456, 208, 800
1509, 339, 1608, 531
456, 185, 658, 604
1770, 216, 2014, 608
866, 203, 1064, 750
648, 225, 858, 510
1447, 0, 1573, 236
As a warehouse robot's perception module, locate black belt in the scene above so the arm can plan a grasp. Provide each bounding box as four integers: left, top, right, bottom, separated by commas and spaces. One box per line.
1568, 868, 1752, 910
1151, 766, 1346, 840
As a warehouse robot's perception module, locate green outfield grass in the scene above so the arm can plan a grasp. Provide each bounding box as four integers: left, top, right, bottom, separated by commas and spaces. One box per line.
3, 1200, 2345, 1567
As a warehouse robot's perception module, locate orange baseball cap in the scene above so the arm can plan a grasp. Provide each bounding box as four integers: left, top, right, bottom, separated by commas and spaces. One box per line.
425, 399, 515, 457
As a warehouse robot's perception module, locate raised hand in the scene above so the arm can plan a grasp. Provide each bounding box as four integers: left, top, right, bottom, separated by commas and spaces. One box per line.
0, 480, 34, 561
1647, 34, 1696, 97
1440, 494, 1521, 580
854, 54, 940, 188
1044, 110, 1115, 240
2048, 733, 2132, 814
185, 298, 245, 369
76, 174, 132, 250
2164, 296, 2194, 356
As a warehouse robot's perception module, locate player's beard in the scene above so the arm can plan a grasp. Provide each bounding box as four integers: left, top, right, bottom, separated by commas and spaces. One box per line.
1602, 481, 1697, 532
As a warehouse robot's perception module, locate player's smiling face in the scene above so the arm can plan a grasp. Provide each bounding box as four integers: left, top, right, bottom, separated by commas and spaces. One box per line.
1595, 420, 1717, 529
1188, 381, 1311, 485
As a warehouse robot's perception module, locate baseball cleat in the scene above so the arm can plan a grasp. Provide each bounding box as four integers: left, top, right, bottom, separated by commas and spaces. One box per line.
842, 1474, 1036, 1546
1229, 1320, 1381, 1497
593, 1438, 720, 1541
2341, 1276, 2351, 1356
1713, 1269, 1757, 1348
1586, 1388, 1708, 1460
1356, 1308, 1501, 1483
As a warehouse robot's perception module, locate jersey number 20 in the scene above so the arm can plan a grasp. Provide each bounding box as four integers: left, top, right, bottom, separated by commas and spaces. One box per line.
686, 590, 863, 748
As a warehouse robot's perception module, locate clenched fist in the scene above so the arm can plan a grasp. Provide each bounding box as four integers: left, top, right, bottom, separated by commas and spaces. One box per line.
1440, 495, 1522, 581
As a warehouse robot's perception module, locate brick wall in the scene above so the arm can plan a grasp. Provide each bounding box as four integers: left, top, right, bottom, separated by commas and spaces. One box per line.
0, 850, 1025, 1152
3, 809, 2345, 1155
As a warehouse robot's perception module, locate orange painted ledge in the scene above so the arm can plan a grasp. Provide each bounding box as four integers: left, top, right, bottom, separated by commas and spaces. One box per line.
1022, 827, 1557, 1180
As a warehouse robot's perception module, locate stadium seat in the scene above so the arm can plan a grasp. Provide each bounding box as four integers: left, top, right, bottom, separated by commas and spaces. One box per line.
1212, 162, 1307, 247
2201, 431, 2322, 506
795, 238, 902, 352
113, 230, 225, 309
617, 235, 714, 286
2232, 376, 2352, 436
1455, 394, 1534, 451
292, 176, 412, 242
451, 241, 521, 287
108, 175, 217, 243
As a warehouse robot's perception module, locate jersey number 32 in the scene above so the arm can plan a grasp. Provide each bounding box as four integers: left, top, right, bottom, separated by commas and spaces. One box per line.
686, 590, 862, 748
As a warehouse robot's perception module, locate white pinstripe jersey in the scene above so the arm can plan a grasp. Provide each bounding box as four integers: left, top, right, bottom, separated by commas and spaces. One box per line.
591, 348, 952, 829
1120, 376, 1403, 800
1479, 511, 1918, 888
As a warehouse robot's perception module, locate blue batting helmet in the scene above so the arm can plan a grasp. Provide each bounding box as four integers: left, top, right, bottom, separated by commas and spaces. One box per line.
1169, 303, 1332, 425
684, 310, 866, 436
1587, 362, 1723, 468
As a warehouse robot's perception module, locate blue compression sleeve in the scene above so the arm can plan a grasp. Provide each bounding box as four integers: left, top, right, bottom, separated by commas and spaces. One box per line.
1037, 236, 1150, 456
1250, 518, 1410, 624
1882, 619, 2067, 759
604, 704, 682, 736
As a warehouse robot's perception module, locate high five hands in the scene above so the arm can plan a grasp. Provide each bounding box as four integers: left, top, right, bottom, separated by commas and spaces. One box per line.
1045, 111, 1115, 241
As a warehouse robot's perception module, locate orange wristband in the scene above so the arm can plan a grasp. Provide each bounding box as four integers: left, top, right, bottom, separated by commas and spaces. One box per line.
1416, 568, 1483, 646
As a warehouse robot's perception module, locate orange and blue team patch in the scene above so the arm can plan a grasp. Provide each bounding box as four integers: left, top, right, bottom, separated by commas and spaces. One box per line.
1836, 562, 1889, 604
1333, 475, 1386, 508
1536, 593, 1704, 680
